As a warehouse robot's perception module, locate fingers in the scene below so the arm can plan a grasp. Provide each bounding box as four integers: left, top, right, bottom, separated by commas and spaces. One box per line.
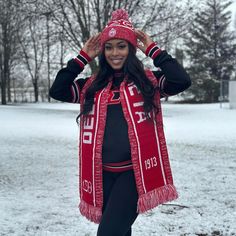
92, 33, 101, 54
135, 29, 147, 53
82, 33, 101, 59
87, 33, 101, 47
90, 33, 101, 43
135, 29, 147, 42
137, 41, 145, 53
135, 29, 154, 54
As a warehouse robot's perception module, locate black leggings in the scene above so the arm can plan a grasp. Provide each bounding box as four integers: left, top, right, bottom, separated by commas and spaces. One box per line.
97, 170, 139, 236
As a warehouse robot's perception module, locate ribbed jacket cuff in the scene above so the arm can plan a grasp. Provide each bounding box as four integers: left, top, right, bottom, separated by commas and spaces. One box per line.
74, 50, 92, 68
145, 42, 162, 59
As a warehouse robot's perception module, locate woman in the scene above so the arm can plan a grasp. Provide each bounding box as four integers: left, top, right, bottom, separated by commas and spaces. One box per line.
50, 9, 191, 236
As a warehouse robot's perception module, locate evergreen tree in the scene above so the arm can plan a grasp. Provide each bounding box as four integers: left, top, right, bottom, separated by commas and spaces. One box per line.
185, 0, 236, 103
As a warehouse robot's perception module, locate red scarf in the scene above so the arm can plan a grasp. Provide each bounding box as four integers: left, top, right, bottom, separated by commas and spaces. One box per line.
78, 70, 178, 223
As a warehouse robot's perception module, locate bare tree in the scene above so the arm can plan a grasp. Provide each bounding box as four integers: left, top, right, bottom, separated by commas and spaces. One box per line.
17, 0, 69, 102
0, 0, 25, 105
18, 15, 45, 102
58, 17, 66, 69
0, 0, 16, 104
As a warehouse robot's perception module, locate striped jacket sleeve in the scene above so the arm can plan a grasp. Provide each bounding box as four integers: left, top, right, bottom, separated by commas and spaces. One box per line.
49, 50, 91, 103
146, 43, 191, 97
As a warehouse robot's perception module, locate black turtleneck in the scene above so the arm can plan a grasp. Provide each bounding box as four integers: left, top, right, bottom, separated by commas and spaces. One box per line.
102, 72, 131, 163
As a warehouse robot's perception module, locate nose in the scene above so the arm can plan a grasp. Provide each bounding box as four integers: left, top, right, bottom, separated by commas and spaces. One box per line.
111, 47, 119, 56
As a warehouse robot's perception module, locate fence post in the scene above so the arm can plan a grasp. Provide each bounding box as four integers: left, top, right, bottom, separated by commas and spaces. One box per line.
229, 80, 236, 109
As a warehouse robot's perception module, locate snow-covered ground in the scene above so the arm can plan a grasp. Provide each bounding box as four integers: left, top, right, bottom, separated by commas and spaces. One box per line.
0, 102, 235, 236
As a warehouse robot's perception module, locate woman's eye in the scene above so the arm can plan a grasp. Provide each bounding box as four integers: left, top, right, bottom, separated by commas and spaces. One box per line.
105, 46, 112, 50
119, 45, 127, 49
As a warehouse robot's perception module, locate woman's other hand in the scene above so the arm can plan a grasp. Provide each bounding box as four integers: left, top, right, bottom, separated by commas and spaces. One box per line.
135, 30, 154, 54
82, 33, 101, 59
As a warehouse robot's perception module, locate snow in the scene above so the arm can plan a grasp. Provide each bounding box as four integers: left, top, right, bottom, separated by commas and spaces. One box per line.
0, 102, 236, 236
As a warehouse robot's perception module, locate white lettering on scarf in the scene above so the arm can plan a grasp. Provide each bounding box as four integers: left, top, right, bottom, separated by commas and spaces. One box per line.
135, 111, 147, 123
82, 180, 92, 194
82, 105, 95, 144
145, 156, 158, 170
128, 84, 141, 96
83, 132, 92, 144
129, 86, 150, 124
84, 117, 94, 129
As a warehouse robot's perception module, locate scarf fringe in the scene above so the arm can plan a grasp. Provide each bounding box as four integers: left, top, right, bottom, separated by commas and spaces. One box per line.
79, 200, 102, 224
137, 184, 178, 213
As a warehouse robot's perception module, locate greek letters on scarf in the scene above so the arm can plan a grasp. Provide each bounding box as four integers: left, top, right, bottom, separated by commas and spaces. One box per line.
79, 70, 178, 223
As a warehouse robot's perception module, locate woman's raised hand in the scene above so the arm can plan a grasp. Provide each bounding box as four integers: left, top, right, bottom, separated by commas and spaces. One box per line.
82, 33, 101, 60
135, 30, 154, 54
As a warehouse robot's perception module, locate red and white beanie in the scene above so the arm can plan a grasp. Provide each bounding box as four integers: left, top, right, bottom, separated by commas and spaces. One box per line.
100, 9, 137, 48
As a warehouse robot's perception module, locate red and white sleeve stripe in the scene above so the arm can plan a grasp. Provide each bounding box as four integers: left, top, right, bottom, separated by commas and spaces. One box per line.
145, 42, 162, 60
71, 50, 92, 103
74, 50, 92, 69
158, 75, 169, 97
70, 80, 81, 103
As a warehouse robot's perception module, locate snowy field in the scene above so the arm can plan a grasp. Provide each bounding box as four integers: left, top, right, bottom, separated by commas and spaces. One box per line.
0, 102, 236, 236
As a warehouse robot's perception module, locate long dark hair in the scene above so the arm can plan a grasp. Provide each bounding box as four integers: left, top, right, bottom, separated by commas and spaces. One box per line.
76, 43, 159, 124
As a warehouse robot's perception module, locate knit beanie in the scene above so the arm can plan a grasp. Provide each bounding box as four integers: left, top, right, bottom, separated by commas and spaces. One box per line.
100, 9, 137, 48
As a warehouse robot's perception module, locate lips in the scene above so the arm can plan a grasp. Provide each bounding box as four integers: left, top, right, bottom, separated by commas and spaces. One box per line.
111, 60, 122, 64
109, 58, 123, 64
106, 54, 127, 69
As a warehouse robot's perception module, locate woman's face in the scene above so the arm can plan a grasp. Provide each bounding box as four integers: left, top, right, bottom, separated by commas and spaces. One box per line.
104, 39, 129, 70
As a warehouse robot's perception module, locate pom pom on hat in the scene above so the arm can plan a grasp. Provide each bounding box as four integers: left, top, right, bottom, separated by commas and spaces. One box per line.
100, 9, 137, 48
111, 9, 129, 21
